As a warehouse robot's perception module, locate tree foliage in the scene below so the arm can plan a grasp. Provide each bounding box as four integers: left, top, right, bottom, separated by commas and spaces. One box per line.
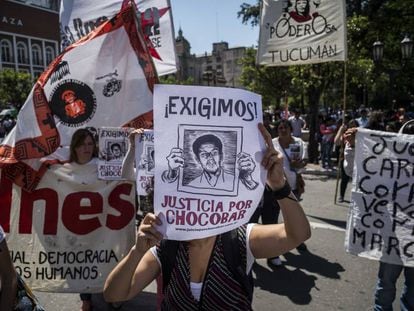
0, 69, 33, 109
237, 0, 414, 110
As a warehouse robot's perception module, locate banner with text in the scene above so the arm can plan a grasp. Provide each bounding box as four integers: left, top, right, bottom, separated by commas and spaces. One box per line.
135, 129, 154, 196
257, 0, 347, 66
98, 127, 131, 180
154, 85, 266, 240
0, 163, 136, 292
345, 129, 414, 267
60, 0, 177, 76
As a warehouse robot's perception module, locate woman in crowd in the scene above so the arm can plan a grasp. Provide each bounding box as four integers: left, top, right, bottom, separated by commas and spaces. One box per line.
0, 224, 17, 310
103, 123, 311, 310
333, 117, 358, 203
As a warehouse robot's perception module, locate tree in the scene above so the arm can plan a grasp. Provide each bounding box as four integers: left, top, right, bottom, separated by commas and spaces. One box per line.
0, 69, 33, 109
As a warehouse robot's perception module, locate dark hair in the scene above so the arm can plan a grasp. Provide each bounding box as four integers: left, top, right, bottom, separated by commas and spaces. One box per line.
366, 111, 384, 131
192, 134, 223, 160
69, 128, 98, 163
401, 120, 414, 134
110, 143, 122, 152
275, 119, 293, 132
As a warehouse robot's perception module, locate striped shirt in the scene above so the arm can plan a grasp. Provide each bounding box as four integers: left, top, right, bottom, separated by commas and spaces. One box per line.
157, 225, 252, 310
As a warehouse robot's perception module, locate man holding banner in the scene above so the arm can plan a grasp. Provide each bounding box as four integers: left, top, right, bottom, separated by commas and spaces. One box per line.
344, 123, 414, 311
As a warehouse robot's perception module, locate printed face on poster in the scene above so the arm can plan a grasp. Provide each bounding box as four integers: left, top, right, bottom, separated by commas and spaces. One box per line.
135, 129, 155, 196
98, 127, 130, 180
154, 84, 266, 240
345, 129, 414, 267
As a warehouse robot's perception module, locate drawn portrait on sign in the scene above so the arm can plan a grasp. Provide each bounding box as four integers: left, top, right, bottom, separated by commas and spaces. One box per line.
106, 141, 126, 162
145, 145, 155, 174
161, 125, 258, 196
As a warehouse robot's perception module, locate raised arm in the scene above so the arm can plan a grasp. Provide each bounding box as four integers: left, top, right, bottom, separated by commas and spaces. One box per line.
103, 213, 162, 302
249, 123, 311, 259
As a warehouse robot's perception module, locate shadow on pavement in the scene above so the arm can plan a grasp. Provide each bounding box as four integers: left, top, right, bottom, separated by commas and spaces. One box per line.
308, 214, 347, 230
253, 249, 345, 305
253, 262, 316, 305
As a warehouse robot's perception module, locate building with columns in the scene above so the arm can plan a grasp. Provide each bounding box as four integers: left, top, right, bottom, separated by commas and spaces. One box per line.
0, 0, 59, 78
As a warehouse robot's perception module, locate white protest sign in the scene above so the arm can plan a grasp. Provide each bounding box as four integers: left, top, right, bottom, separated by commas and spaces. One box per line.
257, 0, 347, 66
98, 127, 130, 180
135, 129, 155, 196
154, 84, 266, 240
59, 0, 177, 76
345, 129, 414, 267
1, 164, 136, 292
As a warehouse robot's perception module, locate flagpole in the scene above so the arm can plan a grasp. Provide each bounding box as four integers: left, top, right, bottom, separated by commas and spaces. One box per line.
334, 61, 347, 204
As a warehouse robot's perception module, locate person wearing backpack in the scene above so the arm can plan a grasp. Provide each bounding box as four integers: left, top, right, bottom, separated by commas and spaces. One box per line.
103, 124, 311, 310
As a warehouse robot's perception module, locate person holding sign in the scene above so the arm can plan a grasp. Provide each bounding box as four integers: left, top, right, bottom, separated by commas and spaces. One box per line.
344, 121, 414, 311
103, 123, 311, 309
0, 225, 17, 311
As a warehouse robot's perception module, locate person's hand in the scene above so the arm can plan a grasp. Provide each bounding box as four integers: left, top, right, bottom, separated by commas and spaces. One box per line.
166, 148, 184, 171
344, 127, 358, 147
258, 123, 286, 190
135, 213, 163, 254
129, 128, 144, 146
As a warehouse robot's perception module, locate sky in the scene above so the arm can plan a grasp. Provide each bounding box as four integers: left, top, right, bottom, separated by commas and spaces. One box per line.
169, 0, 259, 55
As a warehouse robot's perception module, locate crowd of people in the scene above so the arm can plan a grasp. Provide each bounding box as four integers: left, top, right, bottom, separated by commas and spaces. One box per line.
1, 103, 413, 310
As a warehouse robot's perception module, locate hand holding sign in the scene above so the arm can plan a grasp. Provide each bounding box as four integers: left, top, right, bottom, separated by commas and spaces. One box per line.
259, 123, 286, 191
135, 213, 163, 254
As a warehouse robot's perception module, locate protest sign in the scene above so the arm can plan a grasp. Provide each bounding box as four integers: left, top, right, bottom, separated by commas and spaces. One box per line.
98, 127, 130, 180
59, 0, 177, 76
0, 4, 155, 192
0, 164, 136, 292
257, 0, 347, 66
154, 85, 266, 240
135, 129, 154, 196
345, 129, 414, 267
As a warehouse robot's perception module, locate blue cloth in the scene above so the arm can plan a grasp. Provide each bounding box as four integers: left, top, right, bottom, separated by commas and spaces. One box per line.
374, 262, 414, 311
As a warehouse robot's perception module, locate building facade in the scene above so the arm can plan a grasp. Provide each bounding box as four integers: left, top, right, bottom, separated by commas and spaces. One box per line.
175, 29, 246, 89
0, 0, 60, 78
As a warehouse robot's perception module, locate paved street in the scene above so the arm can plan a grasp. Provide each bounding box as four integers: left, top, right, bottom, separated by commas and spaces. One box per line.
35, 171, 403, 310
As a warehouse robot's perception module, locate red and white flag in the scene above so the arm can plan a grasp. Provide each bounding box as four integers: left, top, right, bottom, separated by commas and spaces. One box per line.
60, 0, 177, 76
0, 4, 156, 191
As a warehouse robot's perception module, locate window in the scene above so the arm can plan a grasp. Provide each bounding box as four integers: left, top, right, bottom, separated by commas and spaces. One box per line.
45, 46, 55, 65
0, 39, 13, 63
31, 44, 43, 66
17, 42, 29, 64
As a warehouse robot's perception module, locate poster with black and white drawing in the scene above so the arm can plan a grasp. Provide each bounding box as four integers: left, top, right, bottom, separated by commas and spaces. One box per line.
154, 84, 266, 240
98, 127, 130, 180
345, 129, 414, 267
135, 129, 155, 196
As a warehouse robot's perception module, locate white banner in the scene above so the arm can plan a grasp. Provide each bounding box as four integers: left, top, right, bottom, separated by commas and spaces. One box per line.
0, 5, 155, 191
154, 85, 266, 240
59, 0, 177, 76
98, 127, 130, 180
135, 129, 154, 196
257, 0, 347, 66
0, 164, 136, 292
345, 129, 414, 267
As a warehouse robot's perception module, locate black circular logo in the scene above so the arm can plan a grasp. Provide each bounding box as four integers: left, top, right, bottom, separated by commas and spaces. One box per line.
49, 79, 96, 127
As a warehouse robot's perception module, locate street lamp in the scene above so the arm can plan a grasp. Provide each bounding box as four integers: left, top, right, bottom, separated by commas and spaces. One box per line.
401, 35, 413, 60
371, 35, 413, 108
372, 35, 413, 62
